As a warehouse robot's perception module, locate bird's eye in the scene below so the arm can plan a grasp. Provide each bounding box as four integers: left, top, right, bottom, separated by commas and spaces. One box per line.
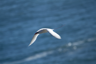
35, 32, 38, 34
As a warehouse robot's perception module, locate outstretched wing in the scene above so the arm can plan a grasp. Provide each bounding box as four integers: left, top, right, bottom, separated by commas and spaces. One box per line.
47, 29, 61, 39
29, 34, 39, 46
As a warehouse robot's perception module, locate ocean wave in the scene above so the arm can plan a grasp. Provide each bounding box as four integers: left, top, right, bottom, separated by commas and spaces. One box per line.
3, 37, 96, 64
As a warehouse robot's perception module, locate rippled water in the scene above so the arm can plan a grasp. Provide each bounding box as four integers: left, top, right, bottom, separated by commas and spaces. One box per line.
0, 0, 96, 64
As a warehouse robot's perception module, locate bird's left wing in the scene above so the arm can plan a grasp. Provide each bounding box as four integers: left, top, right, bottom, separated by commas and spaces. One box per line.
47, 29, 61, 39
29, 34, 39, 46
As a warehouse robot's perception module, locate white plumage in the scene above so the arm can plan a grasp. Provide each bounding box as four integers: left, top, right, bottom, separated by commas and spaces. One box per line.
29, 28, 61, 46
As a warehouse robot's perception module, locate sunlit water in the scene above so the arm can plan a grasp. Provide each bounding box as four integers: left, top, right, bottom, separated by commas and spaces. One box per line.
0, 0, 96, 64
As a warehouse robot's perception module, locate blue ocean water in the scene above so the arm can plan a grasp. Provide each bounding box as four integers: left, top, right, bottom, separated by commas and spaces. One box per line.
0, 0, 96, 64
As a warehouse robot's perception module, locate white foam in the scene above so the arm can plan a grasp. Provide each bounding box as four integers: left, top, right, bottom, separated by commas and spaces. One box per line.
24, 51, 53, 61
87, 38, 96, 42
68, 42, 72, 46
3, 51, 54, 64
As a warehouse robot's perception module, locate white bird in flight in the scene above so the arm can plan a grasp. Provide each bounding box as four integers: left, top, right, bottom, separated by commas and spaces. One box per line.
29, 28, 61, 46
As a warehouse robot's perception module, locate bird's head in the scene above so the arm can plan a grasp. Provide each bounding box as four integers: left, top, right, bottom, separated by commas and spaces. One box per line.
35, 32, 39, 34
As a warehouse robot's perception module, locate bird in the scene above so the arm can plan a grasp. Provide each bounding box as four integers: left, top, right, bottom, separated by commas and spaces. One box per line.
29, 28, 61, 46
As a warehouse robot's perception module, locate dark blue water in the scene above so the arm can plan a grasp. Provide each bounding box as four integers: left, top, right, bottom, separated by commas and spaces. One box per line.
0, 0, 96, 64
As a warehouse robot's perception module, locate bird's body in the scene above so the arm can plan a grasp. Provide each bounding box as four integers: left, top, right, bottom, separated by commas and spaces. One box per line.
36, 28, 48, 34
29, 28, 61, 46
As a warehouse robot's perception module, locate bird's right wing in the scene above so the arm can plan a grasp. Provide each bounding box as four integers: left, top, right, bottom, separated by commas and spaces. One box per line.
29, 34, 39, 46
47, 29, 61, 39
